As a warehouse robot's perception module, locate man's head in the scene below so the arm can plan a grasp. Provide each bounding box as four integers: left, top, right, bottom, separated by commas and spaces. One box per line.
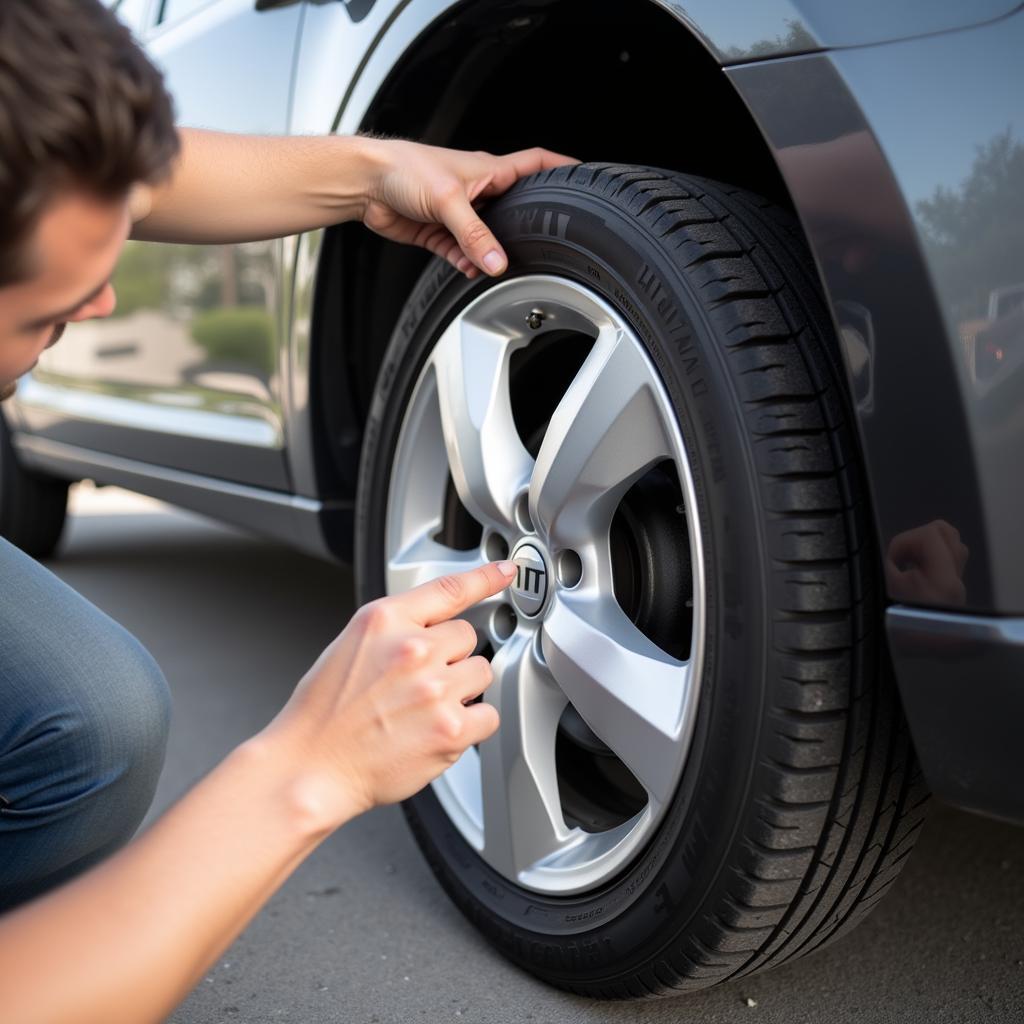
0, 0, 178, 399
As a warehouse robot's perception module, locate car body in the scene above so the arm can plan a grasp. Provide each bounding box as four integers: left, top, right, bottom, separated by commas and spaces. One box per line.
9, 0, 1024, 828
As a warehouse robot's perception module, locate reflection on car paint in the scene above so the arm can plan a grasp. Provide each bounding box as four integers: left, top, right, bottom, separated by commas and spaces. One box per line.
915, 129, 1024, 395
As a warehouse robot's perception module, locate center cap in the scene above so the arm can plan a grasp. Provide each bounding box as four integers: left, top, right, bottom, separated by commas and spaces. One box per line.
509, 540, 549, 618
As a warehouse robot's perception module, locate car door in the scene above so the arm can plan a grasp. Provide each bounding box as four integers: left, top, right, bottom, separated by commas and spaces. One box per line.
13, 0, 304, 490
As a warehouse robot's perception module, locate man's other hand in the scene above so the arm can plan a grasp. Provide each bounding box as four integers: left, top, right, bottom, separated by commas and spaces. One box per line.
360, 139, 579, 279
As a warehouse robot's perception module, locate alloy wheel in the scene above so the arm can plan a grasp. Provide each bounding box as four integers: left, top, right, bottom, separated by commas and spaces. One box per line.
385, 274, 705, 895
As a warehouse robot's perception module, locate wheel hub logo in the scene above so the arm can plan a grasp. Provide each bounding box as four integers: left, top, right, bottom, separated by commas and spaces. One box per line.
509, 542, 548, 617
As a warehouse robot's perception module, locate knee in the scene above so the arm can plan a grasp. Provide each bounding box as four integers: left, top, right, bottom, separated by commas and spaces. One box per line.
0, 549, 172, 907
0, 623, 171, 905
12, 621, 173, 821
72, 626, 172, 797
0, 549, 172, 799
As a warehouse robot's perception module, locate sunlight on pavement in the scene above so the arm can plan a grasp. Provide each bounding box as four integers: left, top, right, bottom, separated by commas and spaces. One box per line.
68, 480, 170, 517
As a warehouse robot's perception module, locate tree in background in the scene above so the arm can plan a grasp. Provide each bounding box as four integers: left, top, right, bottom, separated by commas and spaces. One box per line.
916, 128, 1024, 326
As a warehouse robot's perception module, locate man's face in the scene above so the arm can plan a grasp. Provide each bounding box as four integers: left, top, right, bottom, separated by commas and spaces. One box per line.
0, 189, 132, 400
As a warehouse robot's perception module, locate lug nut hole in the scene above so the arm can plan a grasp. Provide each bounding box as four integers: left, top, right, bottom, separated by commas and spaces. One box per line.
557, 549, 583, 588
485, 532, 509, 562
492, 603, 517, 642
514, 492, 534, 534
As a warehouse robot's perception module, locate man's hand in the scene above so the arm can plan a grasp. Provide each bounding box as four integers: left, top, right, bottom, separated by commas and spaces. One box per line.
262, 560, 516, 829
360, 139, 579, 279
0, 562, 515, 1024
130, 130, 580, 266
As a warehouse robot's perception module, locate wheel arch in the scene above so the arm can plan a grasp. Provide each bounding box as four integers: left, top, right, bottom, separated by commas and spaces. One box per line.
305, 0, 894, 582
309, 0, 798, 487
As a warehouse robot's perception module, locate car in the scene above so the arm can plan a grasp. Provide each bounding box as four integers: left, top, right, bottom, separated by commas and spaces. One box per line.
5, 0, 1022, 999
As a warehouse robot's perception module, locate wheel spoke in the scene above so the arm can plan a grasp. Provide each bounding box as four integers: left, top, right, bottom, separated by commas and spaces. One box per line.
432, 316, 533, 533
541, 591, 692, 805
529, 324, 674, 548
386, 529, 498, 636
479, 632, 573, 878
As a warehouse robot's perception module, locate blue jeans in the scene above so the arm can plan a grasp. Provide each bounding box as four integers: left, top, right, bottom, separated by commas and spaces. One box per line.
0, 536, 171, 912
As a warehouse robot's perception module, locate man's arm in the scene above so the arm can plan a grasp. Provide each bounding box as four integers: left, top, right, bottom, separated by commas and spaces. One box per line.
131, 128, 577, 277
0, 562, 515, 1024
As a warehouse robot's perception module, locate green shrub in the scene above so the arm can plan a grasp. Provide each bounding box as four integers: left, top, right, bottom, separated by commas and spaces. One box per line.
191, 307, 274, 373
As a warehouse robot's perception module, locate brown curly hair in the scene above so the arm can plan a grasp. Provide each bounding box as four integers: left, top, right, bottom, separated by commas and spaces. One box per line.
0, 0, 179, 287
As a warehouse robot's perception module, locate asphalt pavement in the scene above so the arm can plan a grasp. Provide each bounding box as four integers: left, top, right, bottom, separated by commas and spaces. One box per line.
44, 484, 1024, 1023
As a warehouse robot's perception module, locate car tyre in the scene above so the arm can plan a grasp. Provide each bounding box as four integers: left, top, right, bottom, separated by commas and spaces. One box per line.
355, 164, 929, 996
0, 413, 69, 558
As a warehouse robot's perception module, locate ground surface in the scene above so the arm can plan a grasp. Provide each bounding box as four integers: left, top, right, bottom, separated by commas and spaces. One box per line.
44, 484, 1024, 1023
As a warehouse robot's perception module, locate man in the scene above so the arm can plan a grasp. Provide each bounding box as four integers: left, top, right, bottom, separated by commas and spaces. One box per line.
0, 2, 575, 1020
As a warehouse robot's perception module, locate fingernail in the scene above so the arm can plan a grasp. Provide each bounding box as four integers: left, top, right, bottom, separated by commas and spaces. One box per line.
483, 250, 506, 274
497, 560, 516, 578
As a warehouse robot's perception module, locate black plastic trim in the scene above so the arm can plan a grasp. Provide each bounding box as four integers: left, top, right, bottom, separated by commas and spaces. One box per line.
887, 606, 1024, 825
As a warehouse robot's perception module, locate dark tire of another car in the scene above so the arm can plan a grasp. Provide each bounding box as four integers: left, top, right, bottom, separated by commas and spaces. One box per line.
0, 413, 69, 558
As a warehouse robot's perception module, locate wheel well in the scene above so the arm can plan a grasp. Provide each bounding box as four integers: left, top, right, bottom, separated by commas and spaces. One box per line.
311, 0, 794, 500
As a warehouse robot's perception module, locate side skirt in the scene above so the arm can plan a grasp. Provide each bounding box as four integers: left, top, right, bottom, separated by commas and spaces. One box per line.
13, 434, 351, 562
